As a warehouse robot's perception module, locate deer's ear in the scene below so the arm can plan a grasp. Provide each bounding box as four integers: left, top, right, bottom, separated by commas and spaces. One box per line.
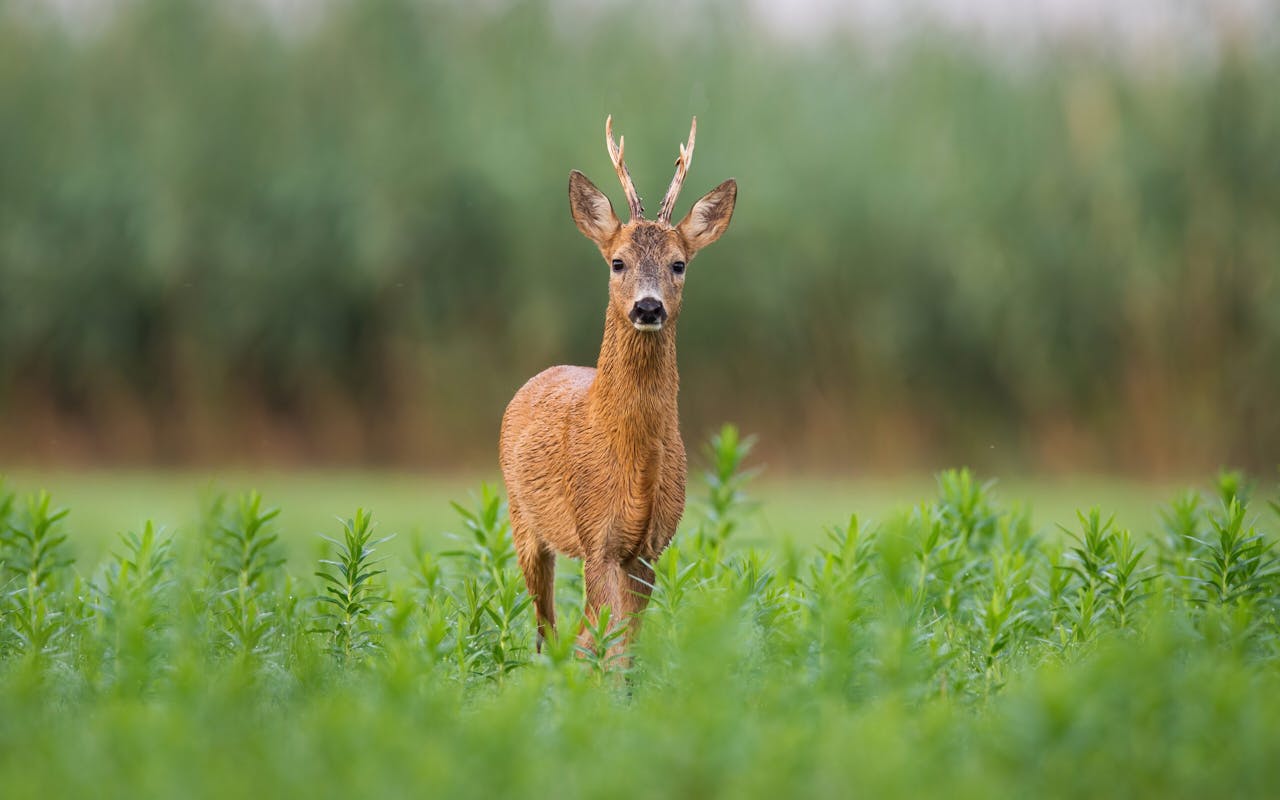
569, 170, 620, 250
677, 179, 736, 255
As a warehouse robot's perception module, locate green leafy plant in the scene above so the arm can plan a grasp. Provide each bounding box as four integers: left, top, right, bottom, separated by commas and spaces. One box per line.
313, 508, 394, 660
91, 521, 175, 692
575, 605, 628, 680
936, 469, 1001, 549
1059, 509, 1154, 634
0, 430, 1277, 797
441, 484, 515, 585
210, 492, 284, 661
2, 492, 73, 661
1190, 499, 1278, 606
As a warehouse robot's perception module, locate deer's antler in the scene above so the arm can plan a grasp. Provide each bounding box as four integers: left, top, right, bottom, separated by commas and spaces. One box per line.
657, 117, 696, 226
605, 115, 644, 221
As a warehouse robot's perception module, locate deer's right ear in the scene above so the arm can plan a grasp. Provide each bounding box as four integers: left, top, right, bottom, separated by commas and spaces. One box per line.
568, 170, 621, 250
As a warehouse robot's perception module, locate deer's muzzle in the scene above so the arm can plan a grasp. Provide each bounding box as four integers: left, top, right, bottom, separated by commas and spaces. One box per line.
629, 297, 667, 331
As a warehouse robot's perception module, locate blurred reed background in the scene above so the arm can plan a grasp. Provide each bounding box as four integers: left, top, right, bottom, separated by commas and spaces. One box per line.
0, 0, 1277, 474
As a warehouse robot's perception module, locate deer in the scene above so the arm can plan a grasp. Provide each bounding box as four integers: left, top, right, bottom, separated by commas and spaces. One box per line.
499, 115, 737, 656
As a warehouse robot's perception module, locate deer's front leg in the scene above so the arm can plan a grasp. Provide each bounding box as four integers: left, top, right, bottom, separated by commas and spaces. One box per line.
579, 553, 656, 657
618, 556, 655, 628
579, 555, 624, 656
643, 446, 688, 561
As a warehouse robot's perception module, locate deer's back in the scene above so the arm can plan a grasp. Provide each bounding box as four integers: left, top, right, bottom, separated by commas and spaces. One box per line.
499, 365, 594, 556
500, 364, 594, 477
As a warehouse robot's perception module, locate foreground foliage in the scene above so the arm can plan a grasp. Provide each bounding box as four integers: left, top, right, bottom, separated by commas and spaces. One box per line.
1, 436, 1279, 797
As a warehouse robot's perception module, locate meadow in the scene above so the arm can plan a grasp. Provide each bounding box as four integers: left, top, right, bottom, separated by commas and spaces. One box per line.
2, 465, 1186, 565
3, 2, 1278, 797
2, 427, 1279, 798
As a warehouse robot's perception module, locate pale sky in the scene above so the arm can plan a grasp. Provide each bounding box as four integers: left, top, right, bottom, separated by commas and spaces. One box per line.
30, 0, 1280, 67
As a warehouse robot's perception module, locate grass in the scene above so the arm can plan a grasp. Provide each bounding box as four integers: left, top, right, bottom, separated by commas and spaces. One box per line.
1, 470, 477, 566
2, 468, 1202, 566
1, 428, 1279, 798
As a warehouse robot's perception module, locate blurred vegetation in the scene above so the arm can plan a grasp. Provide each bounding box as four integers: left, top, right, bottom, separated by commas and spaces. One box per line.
0, 0, 1277, 470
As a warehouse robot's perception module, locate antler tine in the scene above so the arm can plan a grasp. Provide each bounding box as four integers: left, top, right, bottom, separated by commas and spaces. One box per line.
657, 116, 697, 226
605, 115, 644, 220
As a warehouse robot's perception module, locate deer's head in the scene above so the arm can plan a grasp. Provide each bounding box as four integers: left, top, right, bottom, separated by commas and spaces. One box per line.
569, 116, 736, 333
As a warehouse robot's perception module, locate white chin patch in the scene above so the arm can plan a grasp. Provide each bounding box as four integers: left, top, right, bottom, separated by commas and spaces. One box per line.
632, 322, 664, 332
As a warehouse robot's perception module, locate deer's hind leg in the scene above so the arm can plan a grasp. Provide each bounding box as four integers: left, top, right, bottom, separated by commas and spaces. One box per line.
511, 501, 556, 652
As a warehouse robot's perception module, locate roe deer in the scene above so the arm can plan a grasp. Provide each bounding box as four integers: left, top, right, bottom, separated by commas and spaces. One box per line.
499, 115, 737, 654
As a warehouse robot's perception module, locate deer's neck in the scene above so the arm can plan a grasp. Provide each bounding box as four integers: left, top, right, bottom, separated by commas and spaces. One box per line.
588, 305, 679, 444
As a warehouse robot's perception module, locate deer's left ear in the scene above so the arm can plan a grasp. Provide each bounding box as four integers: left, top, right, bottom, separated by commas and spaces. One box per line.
677, 179, 736, 255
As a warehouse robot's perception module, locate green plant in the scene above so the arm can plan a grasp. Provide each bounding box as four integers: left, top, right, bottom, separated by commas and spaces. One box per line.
470, 571, 533, 682
1157, 491, 1203, 598
313, 509, 394, 660
685, 424, 760, 579
0, 434, 1278, 797
1191, 499, 1278, 606
91, 522, 175, 693
1058, 509, 1154, 635
936, 469, 1001, 548
2, 492, 73, 661
575, 604, 628, 680
441, 485, 515, 586
210, 492, 283, 661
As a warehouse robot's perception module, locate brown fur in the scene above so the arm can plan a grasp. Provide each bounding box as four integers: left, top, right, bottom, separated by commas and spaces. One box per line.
499, 121, 736, 654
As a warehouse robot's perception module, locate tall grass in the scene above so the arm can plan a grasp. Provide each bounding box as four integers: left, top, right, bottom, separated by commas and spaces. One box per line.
1, 428, 1279, 796
0, 0, 1277, 469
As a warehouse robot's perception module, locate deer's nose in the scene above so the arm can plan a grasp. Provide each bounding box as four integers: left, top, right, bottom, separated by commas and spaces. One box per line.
629, 296, 667, 329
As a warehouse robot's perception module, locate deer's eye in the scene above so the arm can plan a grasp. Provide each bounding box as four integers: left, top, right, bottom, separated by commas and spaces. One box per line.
611, 259, 625, 273
671, 261, 686, 275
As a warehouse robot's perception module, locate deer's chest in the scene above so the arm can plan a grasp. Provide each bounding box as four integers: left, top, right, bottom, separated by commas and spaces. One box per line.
567, 433, 682, 559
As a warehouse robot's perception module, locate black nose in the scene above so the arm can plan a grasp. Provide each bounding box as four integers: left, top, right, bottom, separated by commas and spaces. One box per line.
629, 297, 667, 327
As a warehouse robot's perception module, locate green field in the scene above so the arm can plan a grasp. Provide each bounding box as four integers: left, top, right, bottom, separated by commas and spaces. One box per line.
2, 468, 1202, 566
2, 435, 1279, 798
3, 3, 1278, 796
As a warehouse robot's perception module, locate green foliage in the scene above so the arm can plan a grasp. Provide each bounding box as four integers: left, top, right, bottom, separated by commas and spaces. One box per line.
688, 423, 758, 570
1060, 509, 1155, 632
575, 605, 628, 681
936, 469, 1001, 547
1156, 490, 1203, 597
0, 432, 1278, 795
209, 492, 283, 661
437, 488, 532, 684
0, 481, 13, 542
441, 485, 514, 585
1191, 499, 1278, 606
1, 492, 72, 661
89, 522, 175, 694
313, 509, 393, 660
